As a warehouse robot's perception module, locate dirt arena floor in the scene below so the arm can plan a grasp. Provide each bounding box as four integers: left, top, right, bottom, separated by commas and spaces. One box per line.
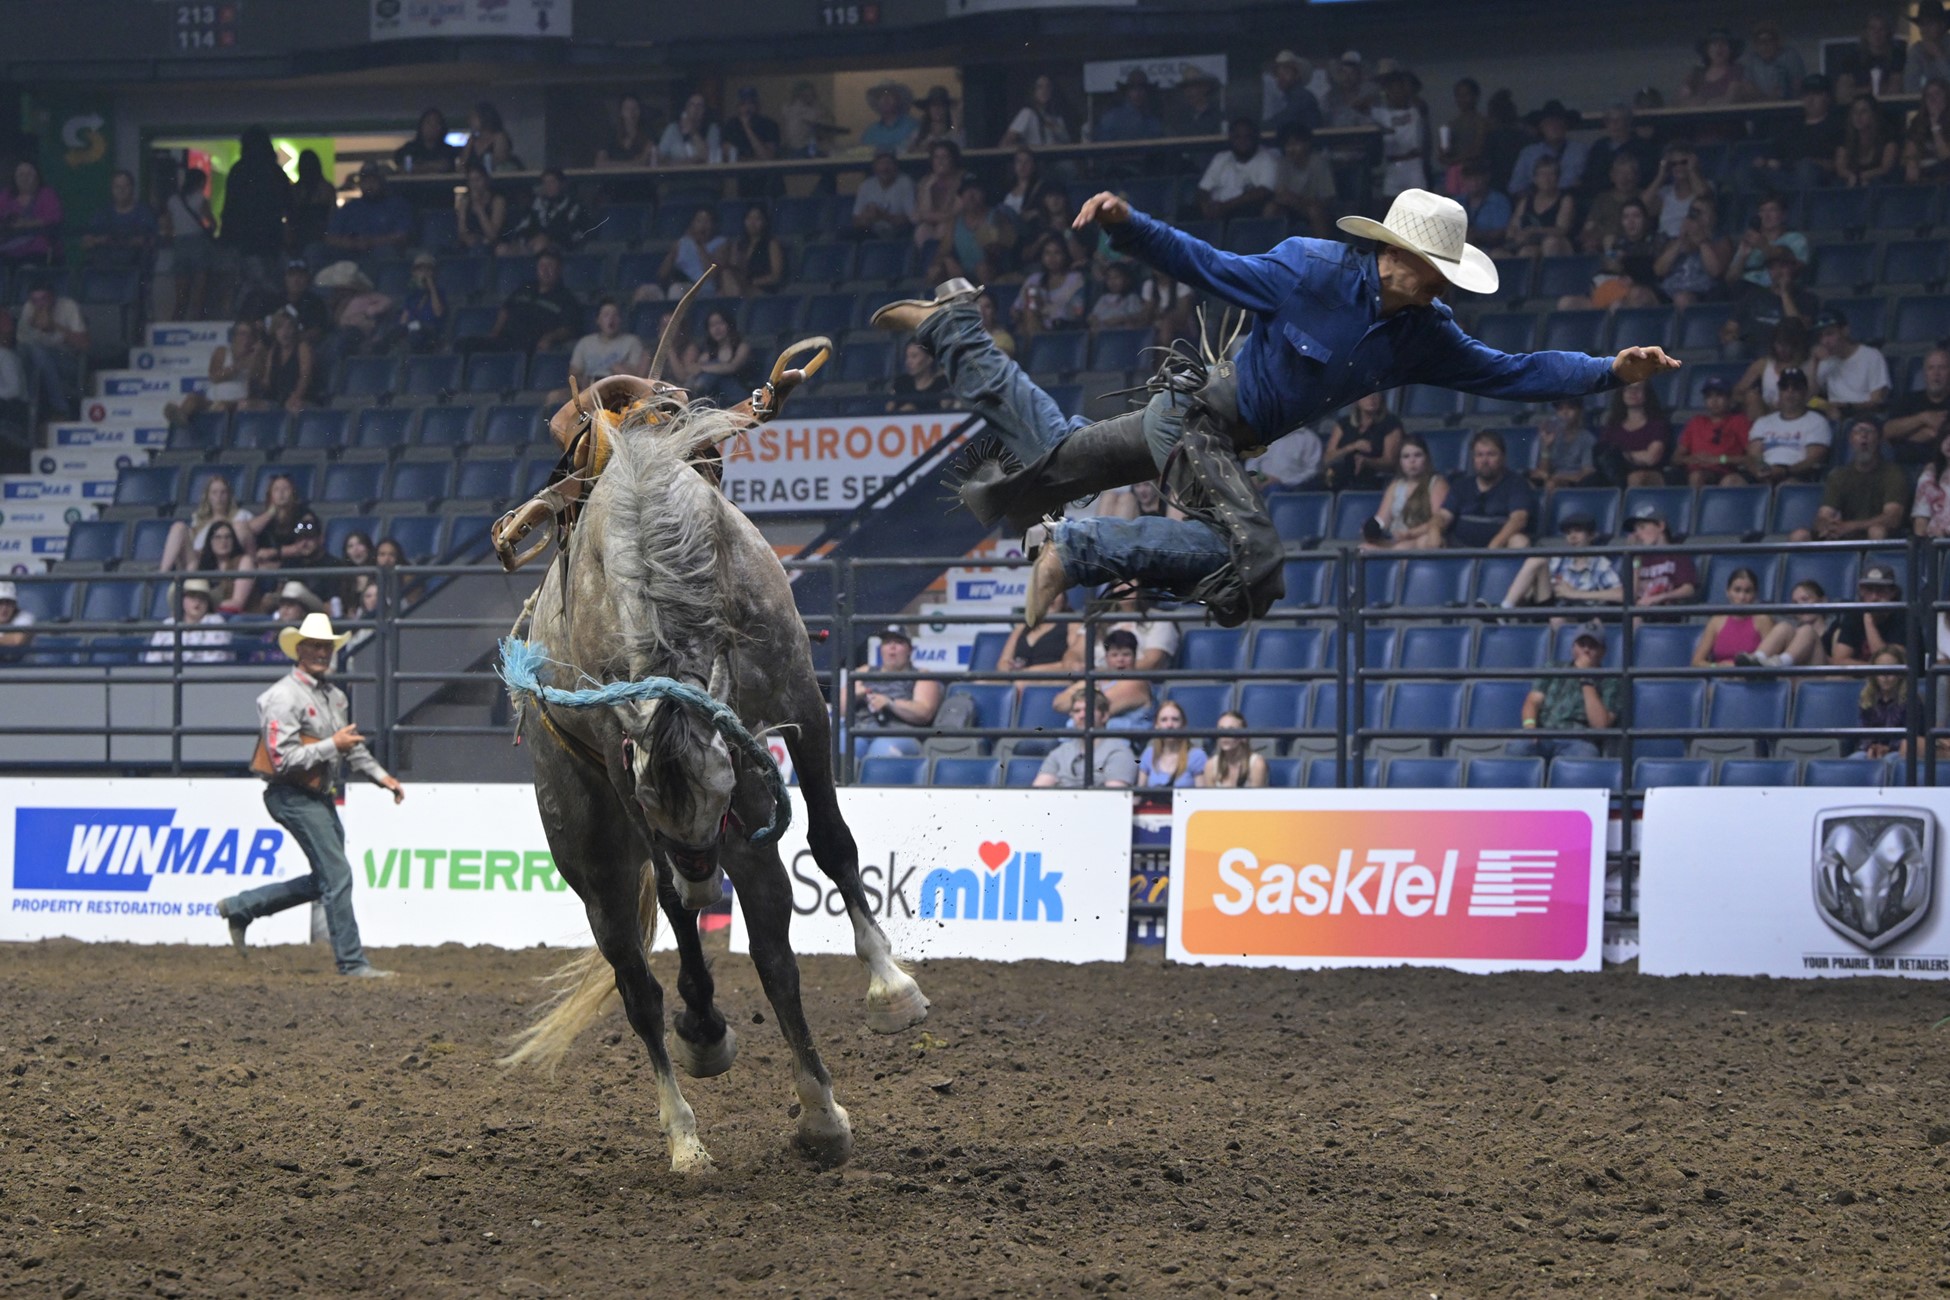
3, 939, 1947, 1299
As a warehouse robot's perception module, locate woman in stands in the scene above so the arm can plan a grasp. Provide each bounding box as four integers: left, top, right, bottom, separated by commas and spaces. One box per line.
454, 163, 507, 253
1836, 93, 1900, 188
1138, 699, 1208, 789
997, 587, 1076, 695
722, 205, 784, 297
1498, 154, 1576, 261
1853, 646, 1908, 759
1734, 318, 1813, 420
596, 93, 655, 167
394, 107, 459, 173
249, 473, 307, 571
1087, 261, 1150, 331
1651, 193, 1730, 311
1000, 75, 1073, 149
253, 311, 318, 415
685, 308, 756, 407
1596, 379, 1673, 488
198, 520, 254, 615
339, 531, 376, 616
1013, 235, 1086, 336
1739, 579, 1830, 668
0, 160, 62, 266
1320, 391, 1403, 490
887, 340, 949, 413
1364, 434, 1448, 550
165, 319, 261, 429
913, 140, 967, 249
998, 148, 1054, 226
373, 536, 422, 606
1195, 712, 1270, 788
286, 150, 338, 257
160, 473, 255, 573
1915, 430, 1950, 538
909, 87, 962, 155
463, 102, 519, 173
1691, 567, 1775, 667
1904, 79, 1950, 184
659, 93, 722, 167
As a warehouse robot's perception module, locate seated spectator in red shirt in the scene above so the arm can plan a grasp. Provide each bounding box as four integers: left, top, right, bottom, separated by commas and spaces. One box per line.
1672, 376, 1752, 485
1596, 380, 1672, 488
1626, 506, 1698, 610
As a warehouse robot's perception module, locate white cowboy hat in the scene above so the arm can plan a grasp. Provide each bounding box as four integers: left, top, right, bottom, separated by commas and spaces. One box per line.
278, 611, 351, 661
178, 578, 214, 598
1337, 189, 1500, 296
276, 579, 325, 614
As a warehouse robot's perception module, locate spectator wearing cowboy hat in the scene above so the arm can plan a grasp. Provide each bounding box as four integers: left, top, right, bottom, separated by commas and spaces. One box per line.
1264, 52, 1322, 135
1680, 26, 1759, 106
142, 578, 230, 665
1792, 416, 1905, 543
218, 610, 404, 977
1826, 565, 1907, 665
909, 85, 962, 154
1095, 69, 1165, 142
861, 82, 920, 155
325, 162, 414, 255
1812, 309, 1892, 422
273, 578, 326, 627
1171, 66, 1225, 138
1509, 99, 1590, 193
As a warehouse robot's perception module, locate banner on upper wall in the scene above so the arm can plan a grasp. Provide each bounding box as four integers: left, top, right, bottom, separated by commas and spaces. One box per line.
0, 780, 672, 952
1168, 790, 1609, 972
730, 788, 1133, 963
1082, 54, 1228, 95
1640, 788, 1950, 979
370, 0, 572, 40
717, 415, 977, 514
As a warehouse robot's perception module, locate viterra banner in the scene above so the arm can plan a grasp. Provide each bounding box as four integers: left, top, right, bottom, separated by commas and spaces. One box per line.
717, 415, 979, 513
1167, 790, 1608, 972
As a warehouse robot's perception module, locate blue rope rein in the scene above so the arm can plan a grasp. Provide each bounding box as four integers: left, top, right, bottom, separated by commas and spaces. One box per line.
497, 637, 789, 844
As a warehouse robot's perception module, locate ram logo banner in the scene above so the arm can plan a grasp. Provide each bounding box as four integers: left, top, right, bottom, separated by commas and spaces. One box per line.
732, 788, 1132, 962
1168, 791, 1608, 972
1812, 807, 1935, 952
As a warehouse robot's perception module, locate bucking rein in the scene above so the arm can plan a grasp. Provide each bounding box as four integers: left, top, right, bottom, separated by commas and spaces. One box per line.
492, 271, 824, 842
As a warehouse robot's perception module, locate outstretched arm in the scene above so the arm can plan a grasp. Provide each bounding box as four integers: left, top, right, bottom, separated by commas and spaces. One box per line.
1418, 317, 1680, 402
1074, 192, 1293, 316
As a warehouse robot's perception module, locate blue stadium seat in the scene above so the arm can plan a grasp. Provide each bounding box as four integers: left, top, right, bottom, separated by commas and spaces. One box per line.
114, 465, 180, 508
1894, 296, 1950, 345
1767, 482, 1824, 537
1017, 683, 1067, 729
931, 757, 999, 787
802, 292, 858, 338
1397, 556, 1474, 607
388, 461, 454, 502
229, 408, 287, 451
1398, 625, 1471, 671
1549, 756, 1622, 790
1355, 626, 1397, 670
944, 681, 1015, 730
1882, 240, 1948, 287
1305, 757, 1380, 788
1473, 313, 1536, 352
1471, 553, 1528, 606
1811, 241, 1875, 291
1386, 757, 1461, 788
482, 404, 544, 447
1263, 756, 1304, 787
1466, 680, 1533, 730
1780, 550, 1858, 604
1792, 679, 1866, 732
63, 521, 125, 565
1277, 557, 1336, 607
859, 756, 926, 786
1545, 487, 1620, 537
415, 406, 475, 448
488, 257, 535, 299
446, 304, 499, 342
379, 515, 444, 561
1400, 385, 1461, 421
1607, 306, 1675, 351
798, 242, 853, 285
1675, 306, 1730, 352
1090, 328, 1150, 371
1534, 255, 1600, 300
1632, 624, 1702, 670
1333, 491, 1384, 542
337, 354, 399, 399
252, 463, 314, 502
186, 464, 245, 506
464, 352, 525, 395
1385, 681, 1464, 738
526, 351, 571, 392
1163, 683, 1234, 732
1803, 759, 1886, 788
319, 462, 383, 505
1623, 486, 1695, 537
172, 411, 228, 453
1475, 624, 1547, 670
1540, 309, 1606, 353
1630, 679, 1704, 758
1694, 485, 1768, 539
323, 515, 377, 557
433, 258, 486, 300
1823, 296, 1889, 344
402, 354, 462, 397
1703, 549, 1780, 604
1026, 331, 1088, 376
352, 407, 413, 451
1802, 187, 1872, 232
519, 456, 556, 495
290, 408, 349, 450
79, 267, 139, 304
1308, 681, 1388, 731
1466, 756, 1544, 788
1250, 626, 1325, 671
1718, 758, 1799, 786
128, 518, 173, 566
1633, 757, 1712, 788
745, 293, 803, 337
1222, 216, 1285, 253
559, 254, 606, 297
1873, 186, 1938, 231
588, 203, 647, 245
964, 632, 1009, 674
445, 514, 497, 558
1269, 492, 1331, 543
10, 580, 72, 623
1004, 757, 1044, 787
1239, 682, 1310, 742
1707, 679, 1790, 746
837, 338, 895, 384
1359, 556, 1404, 608
853, 240, 909, 284
1178, 628, 1247, 673
455, 459, 517, 502
76, 578, 142, 622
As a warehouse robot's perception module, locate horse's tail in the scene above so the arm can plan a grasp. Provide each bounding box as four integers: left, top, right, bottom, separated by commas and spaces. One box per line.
496, 858, 659, 1073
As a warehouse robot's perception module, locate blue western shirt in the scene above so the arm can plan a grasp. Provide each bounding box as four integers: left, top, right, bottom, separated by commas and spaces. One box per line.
1106, 209, 1619, 440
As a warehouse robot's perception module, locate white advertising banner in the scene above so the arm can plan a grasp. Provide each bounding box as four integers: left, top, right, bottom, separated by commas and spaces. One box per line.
130, 345, 217, 375
0, 502, 89, 535
1641, 788, 1950, 979
1, 475, 115, 505
370, 0, 572, 41
82, 396, 174, 427
718, 415, 977, 515
1167, 790, 1609, 972
93, 370, 205, 399
730, 788, 1132, 963
146, 321, 230, 349
50, 422, 170, 450
0, 532, 63, 567
1083, 54, 1228, 95
31, 446, 142, 480
1, 779, 671, 953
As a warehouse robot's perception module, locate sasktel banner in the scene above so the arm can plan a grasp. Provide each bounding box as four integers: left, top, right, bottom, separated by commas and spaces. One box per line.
0, 780, 667, 951
717, 415, 978, 514
731, 788, 1132, 963
1641, 789, 1950, 979
1168, 790, 1608, 972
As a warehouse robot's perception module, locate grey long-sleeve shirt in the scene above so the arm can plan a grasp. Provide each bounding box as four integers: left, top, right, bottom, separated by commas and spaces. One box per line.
256, 667, 390, 791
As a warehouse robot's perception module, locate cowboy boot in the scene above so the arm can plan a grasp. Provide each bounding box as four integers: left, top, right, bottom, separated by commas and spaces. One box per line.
958, 410, 1157, 534
1021, 544, 1068, 631
869, 277, 982, 333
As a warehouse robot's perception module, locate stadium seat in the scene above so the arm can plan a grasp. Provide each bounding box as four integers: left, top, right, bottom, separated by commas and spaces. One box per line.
1473, 313, 1536, 352
1003, 756, 1044, 787
1359, 556, 1403, 607
930, 757, 999, 787
1090, 328, 1150, 371
1706, 679, 1790, 749
1633, 757, 1712, 787
859, 756, 926, 786
1269, 492, 1331, 543
1631, 624, 1702, 670
1622, 486, 1694, 537
862, 736, 922, 759
1017, 683, 1067, 729
1551, 622, 1621, 665
1334, 492, 1385, 544
319, 462, 383, 505
1540, 309, 1606, 353
1308, 681, 1387, 732
379, 515, 444, 561
1277, 557, 1336, 607
455, 459, 517, 502
1811, 241, 1875, 291
337, 354, 399, 399
1400, 384, 1461, 421
402, 354, 462, 397
1823, 296, 1889, 344
1545, 487, 1619, 537
1470, 554, 1527, 607
63, 521, 125, 566
1305, 756, 1380, 788
964, 632, 1009, 674
1606, 306, 1674, 351
1238, 682, 1310, 743
290, 408, 349, 450
76, 578, 142, 622
526, 351, 571, 392
1384, 681, 1464, 739
416, 406, 475, 448
1396, 556, 1474, 607
229, 408, 287, 451
1466, 680, 1533, 731
743, 294, 802, 337
445, 514, 496, 558
1549, 756, 1622, 790
1630, 678, 1704, 759
323, 515, 378, 557
798, 242, 853, 285
1353, 626, 1397, 670
1385, 757, 1461, 788
9, 580, 72, 623
128, 519, 173, 567
1803, 759, 1886, 788
1676, 363, 1745, 411
1780, 550, 1858, 605
171, 411, 227, 453
1697, 553, 1777, 606
1466, 756, 1544, 788
354, 407, 414, 451
852, 240, 907, 284
1251, 626, 1325, 671
252, 463, 314, 502
1792, 679, 1867, 733
1802, 187, 1872, 232
464, 352, 525, 394
1533, 255, 1600, 299
433, 258, 485, 301
1163, 683, 1234, 732
1882, 240, 1948, 288
1717, 758, 1799, 786
1675, 306, 1730, 353
801, 292, 858, 338
1475, 624, 1547, 670
1263, 756, 1304, 787
1178, 628, 1247, 673
481, 404, 544, 447
388, 461, 454, 503
1694, 485, 1768, 539
943, 682, 1015, 730
1397, 625, 1471, 671
1872, 185, 1937, 232
114, 465, 180, 508
837, 338, 895, 384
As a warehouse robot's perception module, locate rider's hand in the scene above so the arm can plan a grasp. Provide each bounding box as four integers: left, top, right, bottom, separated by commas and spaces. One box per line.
382, 775, 405, 804
1072, 192, 1132, 230
331, 724, 365, 753
1612, 346, 1682, 385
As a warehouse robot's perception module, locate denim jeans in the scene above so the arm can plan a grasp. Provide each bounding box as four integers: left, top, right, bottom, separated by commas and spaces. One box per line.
21, 344, 79, 417
917, 302, 1087, 463
1050, 515, 1231, 597
225, 783, 371, 973
1503, 736, 1600, 760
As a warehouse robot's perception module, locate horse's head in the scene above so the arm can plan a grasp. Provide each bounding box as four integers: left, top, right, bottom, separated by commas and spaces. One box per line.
616, 656, 739, 881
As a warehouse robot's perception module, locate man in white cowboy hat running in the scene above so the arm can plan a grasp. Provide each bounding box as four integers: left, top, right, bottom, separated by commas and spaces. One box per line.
874, 188, 1680, 626
217, 611, 405, 977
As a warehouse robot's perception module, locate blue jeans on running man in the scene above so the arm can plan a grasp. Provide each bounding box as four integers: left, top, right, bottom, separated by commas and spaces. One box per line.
915, 303, 1230, 594
223, 783, 374, 974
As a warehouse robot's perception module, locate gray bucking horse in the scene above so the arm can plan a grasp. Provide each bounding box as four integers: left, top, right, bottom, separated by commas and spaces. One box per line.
495, 398, 928, 1173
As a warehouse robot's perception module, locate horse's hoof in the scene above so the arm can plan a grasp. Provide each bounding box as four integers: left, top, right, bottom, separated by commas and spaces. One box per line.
672, 1024, 738, 1079
675, 869, 724, 910
669, 1143, 717, 1176
865, 979, 931, 1035
795, 1102, 853, 1168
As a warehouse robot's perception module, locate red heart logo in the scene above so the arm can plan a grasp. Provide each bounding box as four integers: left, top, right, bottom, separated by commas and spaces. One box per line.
978, 841, 1011, 871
